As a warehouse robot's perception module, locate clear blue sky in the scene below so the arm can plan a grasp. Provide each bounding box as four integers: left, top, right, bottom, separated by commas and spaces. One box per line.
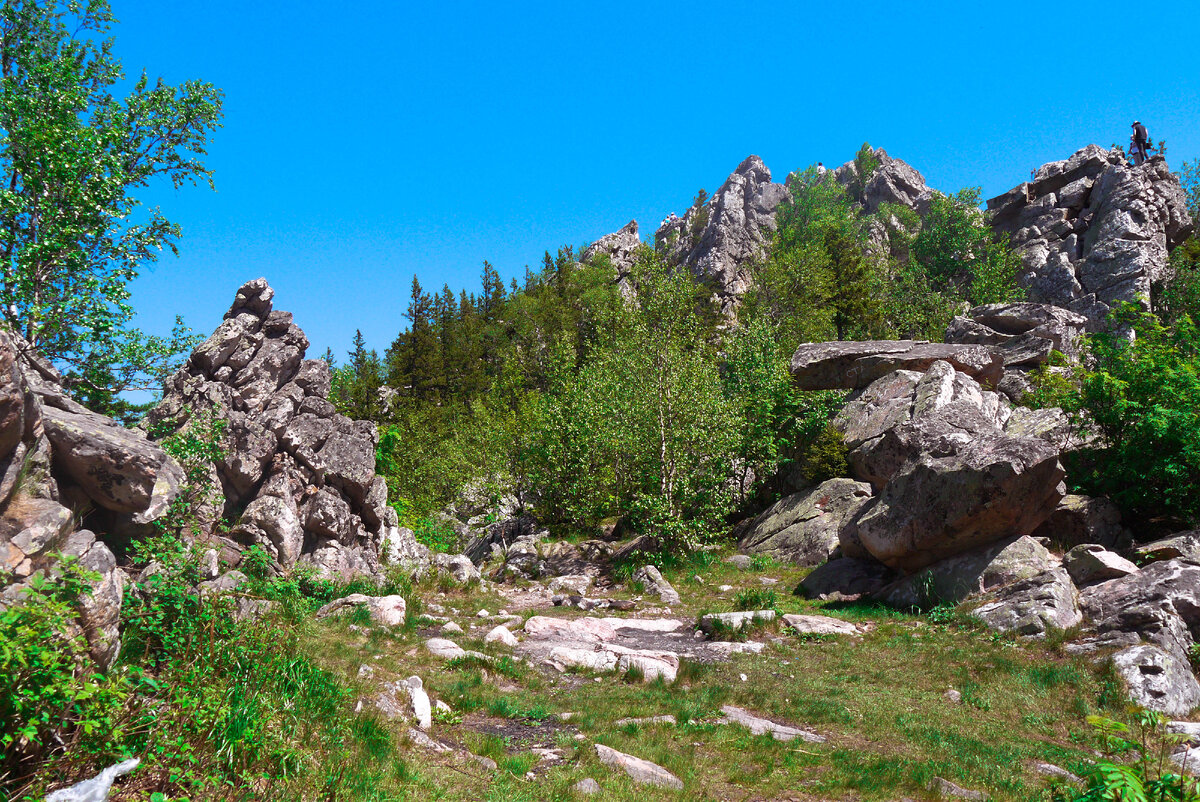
120, 0, 1200, 364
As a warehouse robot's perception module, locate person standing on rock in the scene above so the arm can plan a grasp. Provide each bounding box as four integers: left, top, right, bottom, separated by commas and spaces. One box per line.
1131, 121, 1150, 165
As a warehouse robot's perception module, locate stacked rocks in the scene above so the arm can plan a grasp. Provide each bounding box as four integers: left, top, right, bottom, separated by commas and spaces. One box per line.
987, 145, 1193, 329
654, 155, 789, 316
145, 278, 424, 581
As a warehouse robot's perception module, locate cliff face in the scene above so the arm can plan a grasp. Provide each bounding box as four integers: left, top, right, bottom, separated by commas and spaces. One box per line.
654, 156, 789, 316
988, 145, 1193, 329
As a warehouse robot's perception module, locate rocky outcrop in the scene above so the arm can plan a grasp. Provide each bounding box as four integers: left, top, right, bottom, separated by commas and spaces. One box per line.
1032, 494, 1129, 551
833, 147, 934, 216
144, 279, 424, 581
737, 478, 872, 566
791, 340, 1005, 391
873, 535, 1055, 608
832, 360, 1065, 571
1079, 559, 1200, 665
0, 327, 185, 670
655, 156, 788, 315
988, 147, 1193, 330
582, 220, 641, 300
944, 303, 1088, 367
1112, 644, 1200, 717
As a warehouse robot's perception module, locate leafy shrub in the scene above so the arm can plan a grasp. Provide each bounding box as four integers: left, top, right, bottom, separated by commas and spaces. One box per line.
0, 560, 133, 785
1053, 712, 1199, 801
1040, 306, 1200, 533
732, 588, 778, 612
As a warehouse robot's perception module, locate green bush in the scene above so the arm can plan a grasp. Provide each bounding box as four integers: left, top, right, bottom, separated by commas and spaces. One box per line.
1042, 306, 1200, 533
1053, 711, 1199, 801
0, 560, 133, 785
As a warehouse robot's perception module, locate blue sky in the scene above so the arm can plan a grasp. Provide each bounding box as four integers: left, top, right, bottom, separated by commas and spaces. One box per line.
119, 0, 1200, 364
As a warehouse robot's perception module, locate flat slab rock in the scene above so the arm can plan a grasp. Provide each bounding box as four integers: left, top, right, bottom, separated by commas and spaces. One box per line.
781, 613, 861, 637
790, 340, 1004, 390
594, 743, 683, 789
718, 705, 824, 743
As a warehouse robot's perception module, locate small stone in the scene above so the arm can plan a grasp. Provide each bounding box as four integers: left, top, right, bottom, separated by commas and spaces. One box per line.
485, 625, 518, 647
945, 689, 962, 704
441, 621, 464, 635
573, 777, 601, 794
739, 673, 748, 682
476, 609, 490, 618
594, 743, 683, 790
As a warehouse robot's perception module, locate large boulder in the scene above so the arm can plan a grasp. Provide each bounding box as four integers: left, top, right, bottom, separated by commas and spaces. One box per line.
1112, 645, 1200, 717
791, 340, 1005, 391
1079, 559, 1200, 664
143, 279, 407, 581
655, 155, 789, 315
834, 361, 1065, 571
1032, 494, 1129, 550
737, 478, 872, 565
874, 535, 1056, 608
971, 567, 1082, 637
988, 147, 1193, 330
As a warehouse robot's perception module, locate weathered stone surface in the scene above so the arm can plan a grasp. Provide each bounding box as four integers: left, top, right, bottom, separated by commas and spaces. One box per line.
719, 705, 825, 743
988, 147, 1193, 330
633, 565, 680, 605
655, 155, 789, 315
1112, 644, 1200, 716
875, 535, 1055, 608
699, 609, 775, 634
1063, 544, 1139, 586
964, 303, 1088, 361
856, 435, 1064, 572
144, 279, 398, 581
1134, 532, 1200, 565
595, 743, 683, 790
1080, 560, 1200, 663
781, 613, 860, 637
315, 593, 407, 627
791, 340, 1004, 391
582, 220, 641, 300
1032, 494, 1129, 551
737, 478, 872, 566
485, 624, 518, 646
834, 147, 934, 216
42, 405, 183, 522
971, 567, 1082, 636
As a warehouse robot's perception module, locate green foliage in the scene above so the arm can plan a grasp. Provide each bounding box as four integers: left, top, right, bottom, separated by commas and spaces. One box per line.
1054, 712, 1200, 801
748, 165, 885, 344
795, 423, 849, 486
732, 587, 778, 612
0, 0, 221, 409
0, 559, 132, 783
911, 188, 1024, 306
1042, 306, 1200, 532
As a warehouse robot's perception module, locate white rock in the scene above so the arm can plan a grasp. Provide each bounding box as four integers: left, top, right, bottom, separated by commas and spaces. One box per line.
425, 638, 467, 659
441, 621, 464, 635
615, 714, 677, 726
719, 705, 825, 743
573, 777, 601, 794
594, 743, 683, 789
403, 676, 432, 730
549, 574, 594, 595
476, 608, 491, 618
781, 613, 859, 637
485, 625, 518, 647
